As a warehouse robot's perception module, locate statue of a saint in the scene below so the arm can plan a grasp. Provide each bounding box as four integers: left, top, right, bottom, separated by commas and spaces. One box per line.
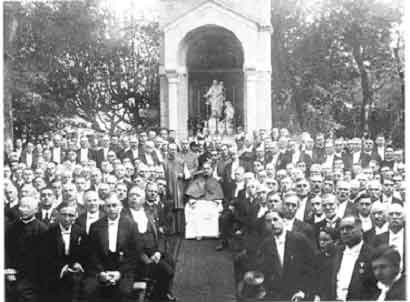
224, 101, 235, 135
204, 80, 225, 119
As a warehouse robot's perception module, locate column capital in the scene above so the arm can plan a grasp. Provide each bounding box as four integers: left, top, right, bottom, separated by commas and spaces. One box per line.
166, 70, 179, 83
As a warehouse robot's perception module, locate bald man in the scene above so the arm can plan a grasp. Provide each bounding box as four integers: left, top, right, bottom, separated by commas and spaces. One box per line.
5, 196, 48, 302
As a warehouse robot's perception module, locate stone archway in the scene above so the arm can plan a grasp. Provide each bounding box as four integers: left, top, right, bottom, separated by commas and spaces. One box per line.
160, 0, 272, 138
181, 25, 244, 133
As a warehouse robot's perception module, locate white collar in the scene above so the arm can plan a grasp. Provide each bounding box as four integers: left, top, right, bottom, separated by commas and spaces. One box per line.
377, 272, 402, 290
59, 223, 72, 234
275, 230, 286, 243
108, 216, 120, 225
345, 240, 363, 254
21, 216, 36, 224
87, 211, 99, 218
359, 214, 372, 221
389, 228, 403, 237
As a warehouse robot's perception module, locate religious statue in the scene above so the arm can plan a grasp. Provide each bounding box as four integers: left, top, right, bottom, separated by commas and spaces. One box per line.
223, 101, 235, 135
204, 80, 225, 135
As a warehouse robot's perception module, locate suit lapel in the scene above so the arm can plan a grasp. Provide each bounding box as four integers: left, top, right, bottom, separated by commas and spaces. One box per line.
116, 216, 127, 252
56, 226, 65, 256
101, 218, 109, 254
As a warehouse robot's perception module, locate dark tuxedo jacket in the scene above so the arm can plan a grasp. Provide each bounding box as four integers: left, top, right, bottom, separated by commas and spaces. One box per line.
297, 150, 313, 170
276, 151, 291, 171
95, 148, 115, 168
35, 208, 59, 227
255, 231, 316, 299
312, 147, 326, 164
41, 223, 87, 287
75, 210, 105, 234
139, 151, 161, 166
292, 219, 316, 248
233, 196, 260, 233
314, 216, 341, 241
370, 274, 406, 301
20, 150, 39, 169
298, 196, 314, 222
86, 215, 140, 276
339, 200, 358, 218
221, 181, 242, 205
371, 230, 406, 271
76, 148, 96, 163
359, 151, 373, 168
329, 242, 377, 301
122, 148, 140, 163
50, 147, 66, 164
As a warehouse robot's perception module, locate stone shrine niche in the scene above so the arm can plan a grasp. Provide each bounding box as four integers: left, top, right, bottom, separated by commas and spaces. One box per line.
160, 0, 272, 138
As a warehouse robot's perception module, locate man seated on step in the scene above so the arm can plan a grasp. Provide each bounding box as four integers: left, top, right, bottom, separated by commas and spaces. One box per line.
184, 161, 224, 240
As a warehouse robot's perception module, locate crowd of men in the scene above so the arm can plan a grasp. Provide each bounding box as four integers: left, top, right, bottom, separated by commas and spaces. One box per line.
3, 126, 406, 302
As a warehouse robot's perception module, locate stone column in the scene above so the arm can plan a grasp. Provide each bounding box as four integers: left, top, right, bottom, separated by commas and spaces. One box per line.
167, 71, 179, 134
244, 68, 257, 134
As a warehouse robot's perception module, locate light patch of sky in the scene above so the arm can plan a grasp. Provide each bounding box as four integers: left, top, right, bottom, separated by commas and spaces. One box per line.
101, 0, 160, 21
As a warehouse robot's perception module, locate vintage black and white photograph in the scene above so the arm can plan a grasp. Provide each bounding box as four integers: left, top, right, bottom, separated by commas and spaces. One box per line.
2, 0, 407, 301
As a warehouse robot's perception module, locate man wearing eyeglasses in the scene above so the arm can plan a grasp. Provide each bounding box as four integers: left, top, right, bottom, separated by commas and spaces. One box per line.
40, 202, 86, 302
36, 187, 58, 226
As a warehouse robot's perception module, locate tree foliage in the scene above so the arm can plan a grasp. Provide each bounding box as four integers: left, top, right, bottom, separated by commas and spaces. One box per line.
271, 0, 404, 145
6, 0, 160, 137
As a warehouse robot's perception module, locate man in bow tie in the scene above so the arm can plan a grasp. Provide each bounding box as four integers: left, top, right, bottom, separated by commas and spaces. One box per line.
252, 209, 316, 300
83, 193, 140, 302
329, 215, 377, 301
41, 202, 87, 302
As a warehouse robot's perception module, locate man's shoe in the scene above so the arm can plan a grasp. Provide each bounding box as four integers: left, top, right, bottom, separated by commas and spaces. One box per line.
215, 244, 224, 251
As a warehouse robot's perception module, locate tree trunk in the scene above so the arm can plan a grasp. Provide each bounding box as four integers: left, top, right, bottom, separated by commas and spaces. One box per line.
352, 40, 372, 135
4, 3, 20, 142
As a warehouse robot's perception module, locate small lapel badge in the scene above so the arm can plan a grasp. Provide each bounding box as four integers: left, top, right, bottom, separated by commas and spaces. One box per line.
78, 236, 82, 245
359, 262, 365, 274
119, 251, 124, 261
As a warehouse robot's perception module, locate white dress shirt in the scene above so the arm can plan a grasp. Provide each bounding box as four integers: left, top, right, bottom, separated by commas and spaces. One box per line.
42, 208, 53, 221
323, 154, 334, 169
376, 273, 401, 302
230, 160, 239, 181
352, 151, 361, 164
283, 218, 295, 232
26, 152, 33, 167
86, 211, 100, 234
234, 182, 244, 198
53, 147, 61, 163
374, 223, 389, 235
389, 229, 404, 268
336, 201, 348, 219
129, 208, 148, 233
80, 148, 88, 162
131, 148, 139, 159
145, 153, 154, 166
336, 241, 364, 301
108, 217, 120, 252
295, 197, 307, 221
359, 215, 373, 232
59, 224, 72, 256
313, 213, 325, 223
377, 147, 384, 160
274, 231, 286, 267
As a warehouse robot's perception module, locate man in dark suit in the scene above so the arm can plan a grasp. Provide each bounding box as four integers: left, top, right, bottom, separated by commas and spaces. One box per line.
370, 245, 405, 301
335, 180, 357, 219
139, 141, 161, 167
122, 185, 176, 301
312, 133, 326, 164
50, 134, 65, 164
83, 192, 140, 302
95, 134, 113, 168
5, 196, 48, 302
41, 202, 87, 302
76, 136, 95, 164
328, 215, 377, 301
20, 142, 38, 169
282, 192, 316, 248
372, 203, 405, 272
75, 190, 105, 235
233, 179, 260, 235
294, 178, 313, 222
122, 135, 140, 162
36, 187, 58, 226
252, 209, 316, 300
364, 201, 389, 244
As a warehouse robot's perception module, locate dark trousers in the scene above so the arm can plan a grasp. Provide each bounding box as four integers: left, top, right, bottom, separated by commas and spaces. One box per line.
219, 209, 234, 241
42, 274, 83, 302
6, 276, 39, 302
147, 257, 175, 298
173, 209, 185, 235
83, 273, 134, 302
